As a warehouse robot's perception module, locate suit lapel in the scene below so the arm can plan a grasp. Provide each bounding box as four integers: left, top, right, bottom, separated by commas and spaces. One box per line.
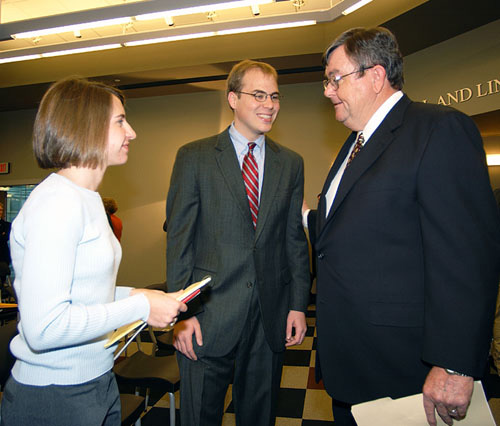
255, 138, 282, 242
214, 129, 254, 226
320, 95, 410, 234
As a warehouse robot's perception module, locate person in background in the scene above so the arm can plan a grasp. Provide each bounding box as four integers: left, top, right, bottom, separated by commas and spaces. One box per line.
102, 197, 123, 241
0, 202, 11, 288
304, 27, 500, 426
166, 59, 310, 426
0, 77, 187, 426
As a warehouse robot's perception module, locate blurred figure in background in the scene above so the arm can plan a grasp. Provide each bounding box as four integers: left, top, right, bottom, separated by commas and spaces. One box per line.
102, 197, 123, 241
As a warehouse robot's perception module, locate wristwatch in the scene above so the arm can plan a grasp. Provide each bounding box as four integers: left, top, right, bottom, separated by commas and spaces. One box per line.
445, 368, 471, 377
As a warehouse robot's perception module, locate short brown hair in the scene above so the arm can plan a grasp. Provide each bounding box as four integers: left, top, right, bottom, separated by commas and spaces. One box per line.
33, 77, 125, 169
226, 59, 278, 97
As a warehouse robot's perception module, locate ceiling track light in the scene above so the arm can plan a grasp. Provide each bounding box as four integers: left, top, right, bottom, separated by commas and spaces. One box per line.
12, 17, 133, 39
0, 18, 316, 64
40, 43, 122, 58
342, 0, 373, 15
135, 0, 274, 21
0, 43, 122, 64
0, 1, 277, 41
2, 0, 375, 64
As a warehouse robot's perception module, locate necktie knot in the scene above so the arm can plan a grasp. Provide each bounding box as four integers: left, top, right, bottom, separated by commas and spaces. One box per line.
357, 132, 365, 145
247, 142, 256, 155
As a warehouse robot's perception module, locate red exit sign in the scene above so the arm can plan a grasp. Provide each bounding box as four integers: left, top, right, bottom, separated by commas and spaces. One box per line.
0, 162, 10, 174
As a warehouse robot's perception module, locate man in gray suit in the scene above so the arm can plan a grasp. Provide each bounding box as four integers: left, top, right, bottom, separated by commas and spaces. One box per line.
166, 60, 311, 426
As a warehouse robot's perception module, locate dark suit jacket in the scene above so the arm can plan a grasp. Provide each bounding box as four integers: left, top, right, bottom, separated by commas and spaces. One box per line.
313, 94, 500, 404
166, 127, 310, 356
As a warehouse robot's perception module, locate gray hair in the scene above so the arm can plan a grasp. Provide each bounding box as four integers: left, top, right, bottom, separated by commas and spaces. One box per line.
324, 27, 404, 90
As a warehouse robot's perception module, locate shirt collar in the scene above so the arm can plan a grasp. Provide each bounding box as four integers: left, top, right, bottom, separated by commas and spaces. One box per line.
362, 91, 403, 142
229, 123, 265, 157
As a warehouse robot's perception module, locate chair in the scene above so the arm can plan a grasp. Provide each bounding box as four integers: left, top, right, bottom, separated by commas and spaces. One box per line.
153, 330, 175, 355
120, 393, 145, 426
0, 305, 17, 326
113, 334, 180, 426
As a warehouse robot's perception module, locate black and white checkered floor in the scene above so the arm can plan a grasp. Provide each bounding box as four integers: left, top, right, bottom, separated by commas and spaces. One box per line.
117, 304, 500, 425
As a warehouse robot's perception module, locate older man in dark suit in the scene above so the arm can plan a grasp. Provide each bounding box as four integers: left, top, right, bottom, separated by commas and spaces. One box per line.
166, 59, 310, 426
304, 27, 500, 426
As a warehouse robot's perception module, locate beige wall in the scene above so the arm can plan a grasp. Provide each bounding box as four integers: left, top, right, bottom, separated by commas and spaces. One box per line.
0, 82, 348, 286
1, 19, 499, 286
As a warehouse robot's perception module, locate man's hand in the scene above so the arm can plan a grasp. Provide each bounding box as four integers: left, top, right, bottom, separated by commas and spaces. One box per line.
173, 316, 203, 360
422, 366, 474, 426
285, 310, 307, 347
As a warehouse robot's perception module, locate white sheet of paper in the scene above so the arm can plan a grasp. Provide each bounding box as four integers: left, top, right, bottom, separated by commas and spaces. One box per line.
352, 381, 495, 425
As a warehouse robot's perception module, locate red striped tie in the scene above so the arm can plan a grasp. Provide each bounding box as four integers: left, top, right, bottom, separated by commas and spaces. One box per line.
242, 142, 259, 229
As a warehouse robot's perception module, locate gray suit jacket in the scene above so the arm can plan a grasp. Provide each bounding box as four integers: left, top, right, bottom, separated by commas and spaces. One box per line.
166, 127, 310, 356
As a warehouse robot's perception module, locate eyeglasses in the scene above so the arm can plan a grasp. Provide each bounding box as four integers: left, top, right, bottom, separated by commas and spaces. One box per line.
322, 66, 374, 90
236, 90, 283, 103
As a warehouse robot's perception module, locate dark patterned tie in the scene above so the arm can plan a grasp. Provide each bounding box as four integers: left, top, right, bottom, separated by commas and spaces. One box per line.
346, 132, 365, 166
242, 142, 259, 228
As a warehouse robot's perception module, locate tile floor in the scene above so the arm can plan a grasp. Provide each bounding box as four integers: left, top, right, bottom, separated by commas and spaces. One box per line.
118, 305, 500, 425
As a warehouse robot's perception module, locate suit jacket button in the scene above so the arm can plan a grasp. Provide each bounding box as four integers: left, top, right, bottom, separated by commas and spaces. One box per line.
317, 253, 325, 260
247, 282, 253, 288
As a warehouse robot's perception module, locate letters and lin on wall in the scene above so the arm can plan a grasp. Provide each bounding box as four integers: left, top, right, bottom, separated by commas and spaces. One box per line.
422, 77, 500, 106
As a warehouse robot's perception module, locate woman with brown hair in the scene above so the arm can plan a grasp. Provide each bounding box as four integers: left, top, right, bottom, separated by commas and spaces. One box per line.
0, 77, 186, 426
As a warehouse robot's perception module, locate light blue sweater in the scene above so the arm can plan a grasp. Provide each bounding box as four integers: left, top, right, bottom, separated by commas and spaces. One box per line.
9, 173, 150, 386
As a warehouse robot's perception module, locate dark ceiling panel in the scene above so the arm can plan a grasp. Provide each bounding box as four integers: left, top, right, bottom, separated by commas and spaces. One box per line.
383, 0, 500, 56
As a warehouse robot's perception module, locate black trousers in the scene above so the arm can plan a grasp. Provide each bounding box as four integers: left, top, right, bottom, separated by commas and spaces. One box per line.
177, 289, 284, 426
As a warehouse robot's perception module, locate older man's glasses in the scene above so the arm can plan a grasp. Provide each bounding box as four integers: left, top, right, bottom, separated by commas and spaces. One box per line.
322, 66, 374, 90
236, 90, 282, 103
